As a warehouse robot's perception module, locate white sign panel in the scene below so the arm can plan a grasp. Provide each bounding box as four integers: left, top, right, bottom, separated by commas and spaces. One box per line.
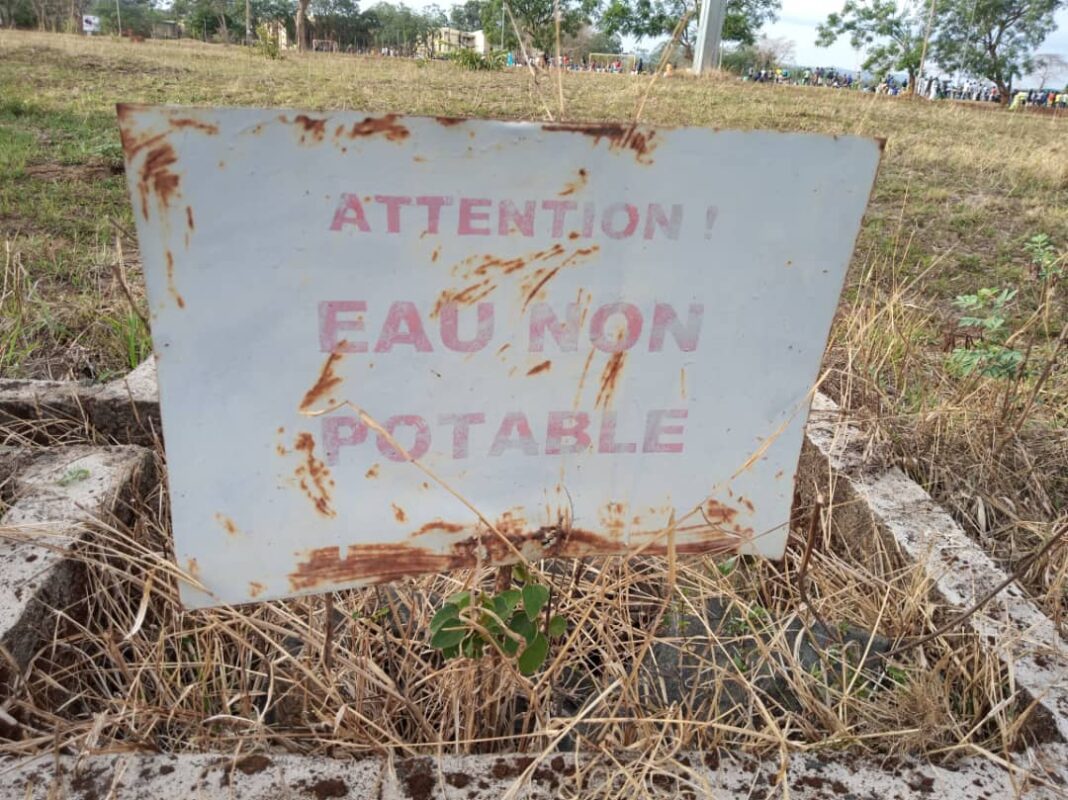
117, 105, 881, 608
82, 14, 100, 34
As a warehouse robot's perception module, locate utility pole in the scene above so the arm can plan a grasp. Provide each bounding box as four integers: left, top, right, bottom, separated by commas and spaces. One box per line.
500, 4, 505, 50
114, 0, 121, 35
245, 0, 251, 45
914, 0, 938, 95
692, 0, 726, 74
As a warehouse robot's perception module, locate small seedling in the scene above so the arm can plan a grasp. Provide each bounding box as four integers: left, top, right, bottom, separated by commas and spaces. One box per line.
429, 566, 567, 676
946, 287, 1023, 379
1025, 234, 1062, 282
56, 467, 90, 486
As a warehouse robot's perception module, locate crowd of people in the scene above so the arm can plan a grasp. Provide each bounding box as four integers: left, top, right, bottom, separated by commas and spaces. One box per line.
742, 64, 1066, 109
745, 66, 858, 88
505, 52, 644, 73
1010, 88, 1068, 108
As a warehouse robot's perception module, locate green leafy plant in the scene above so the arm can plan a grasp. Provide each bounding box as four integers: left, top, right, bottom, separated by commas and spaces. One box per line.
254, 26, 282, 60
1025, 234, 1062, 282
946, 287, 1023, 380
447, 49, 505, 71
429, 566, 567, 676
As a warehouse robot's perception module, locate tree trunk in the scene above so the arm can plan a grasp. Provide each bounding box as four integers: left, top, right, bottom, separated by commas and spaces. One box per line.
295, 0, 310, 52
997, 80, 1010, 105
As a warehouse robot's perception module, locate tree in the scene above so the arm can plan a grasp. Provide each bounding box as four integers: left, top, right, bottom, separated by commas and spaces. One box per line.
480, 0, 595, 54
0, 0, 34, 27
816, 0, 926, 90
722, 33, 794, 71
90, 0, 161, 34
934, 0, 1066, 101
448, 0, 484, 29
599, 0, 780, 63
366, 2, 436, 55
479, 0, 516, 49
560, 24, 622, 60
310, 0, 372, 45
1033, 52, 1067, 87
295, 0, 309, 49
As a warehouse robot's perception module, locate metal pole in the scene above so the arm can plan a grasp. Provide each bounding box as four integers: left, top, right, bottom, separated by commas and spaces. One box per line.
245, 0, 251, 45
914, 0, 938, 94
500, 4, 505, 50
692, 0, 726, 74
114, 0, 121, 35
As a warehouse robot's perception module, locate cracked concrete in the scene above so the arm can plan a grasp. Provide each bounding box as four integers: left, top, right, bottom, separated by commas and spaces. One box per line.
0, 358, 159, 444
0, 444, 154, 678
3, 745, 1067, 799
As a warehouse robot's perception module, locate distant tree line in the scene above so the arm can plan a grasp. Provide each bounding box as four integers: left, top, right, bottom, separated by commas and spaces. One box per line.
1, 0, 1061, 100
0, 0, 757, 54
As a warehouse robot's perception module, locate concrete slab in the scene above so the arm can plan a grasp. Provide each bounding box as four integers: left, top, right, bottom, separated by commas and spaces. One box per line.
803, 392, 1068, 743
0, 445, 154, 678
3, 746, 1066, 799
0, 358, 159, 445
2, 752, 383, 799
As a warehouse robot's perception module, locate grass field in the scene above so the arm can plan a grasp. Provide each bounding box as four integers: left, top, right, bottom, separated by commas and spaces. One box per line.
1, 28, 1066, 786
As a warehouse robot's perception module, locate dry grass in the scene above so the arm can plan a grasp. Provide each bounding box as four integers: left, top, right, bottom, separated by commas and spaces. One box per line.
0, 29, 1066, 793
0, 458, 1050, 774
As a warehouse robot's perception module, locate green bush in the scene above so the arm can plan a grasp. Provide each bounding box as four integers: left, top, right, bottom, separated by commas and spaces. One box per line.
447, 49, 505, 71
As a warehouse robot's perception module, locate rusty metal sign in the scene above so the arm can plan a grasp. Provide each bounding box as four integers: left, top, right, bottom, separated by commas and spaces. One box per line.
117, 104, 881, 608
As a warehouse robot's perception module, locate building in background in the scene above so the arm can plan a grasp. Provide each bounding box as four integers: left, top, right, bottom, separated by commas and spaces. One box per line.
152, 20, 181, 39
429, 27, 488, 57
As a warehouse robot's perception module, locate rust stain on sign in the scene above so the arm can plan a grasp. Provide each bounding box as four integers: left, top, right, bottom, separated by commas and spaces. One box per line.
248, 581, 265, 598
290, 543, 464, 589
433, 243, 598, 318
215, 513, 239, 536
185, 205, 195, 232
288, 519, 742, 592
392, 504, 408, 523
521, 246, 598, 310
365, 463, 380, 479
703, 499, 739, 526
116, 105, 229, 222
165, 249, 185, 309
345, 114, 410, 142
435, 116, 465, 127
168, 117, 220, 135
542, 123, 658, 165
559, 167, 589, 197
412, 520, 466, 536
292, 432, 336, 517
300, 345, 346, 412
293, 114, 327, 143
527, 359, 551, 376
573, 348, 597, 408
137, 141, 181, 221
594, 352, 626, 409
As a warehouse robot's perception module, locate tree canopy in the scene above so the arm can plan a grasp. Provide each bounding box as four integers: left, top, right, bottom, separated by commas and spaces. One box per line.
599, 0, 780, 61
478, 0, 596, 54
816, 0, 926, 89
933, 0, 1066, 97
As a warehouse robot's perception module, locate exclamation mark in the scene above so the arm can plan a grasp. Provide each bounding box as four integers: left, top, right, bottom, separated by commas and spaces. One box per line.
705, 206, 718, 239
